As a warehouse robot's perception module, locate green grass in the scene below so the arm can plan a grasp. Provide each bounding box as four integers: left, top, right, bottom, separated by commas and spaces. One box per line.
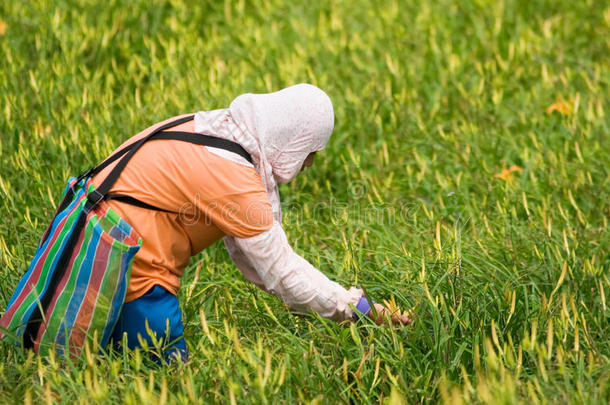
1, 0, 609, 403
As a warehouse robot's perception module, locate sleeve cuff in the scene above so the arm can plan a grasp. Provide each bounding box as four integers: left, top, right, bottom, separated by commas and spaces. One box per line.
353, 297, 374, 320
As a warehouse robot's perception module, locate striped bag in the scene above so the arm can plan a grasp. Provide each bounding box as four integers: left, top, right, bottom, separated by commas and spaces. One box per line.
0, 177, 141, 356
0, 115, 253, 356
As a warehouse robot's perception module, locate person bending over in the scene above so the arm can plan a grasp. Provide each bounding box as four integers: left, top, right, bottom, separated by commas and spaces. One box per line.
94, 84, 410, 362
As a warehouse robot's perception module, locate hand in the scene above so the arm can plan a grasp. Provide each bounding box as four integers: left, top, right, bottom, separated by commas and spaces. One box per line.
369, 303, 412, 326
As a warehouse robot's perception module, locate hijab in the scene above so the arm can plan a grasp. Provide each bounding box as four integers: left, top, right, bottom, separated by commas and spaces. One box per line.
194, 83, 335, 223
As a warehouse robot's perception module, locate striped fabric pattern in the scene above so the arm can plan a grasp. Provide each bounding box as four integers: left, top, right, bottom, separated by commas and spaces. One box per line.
0, 177, 141, 356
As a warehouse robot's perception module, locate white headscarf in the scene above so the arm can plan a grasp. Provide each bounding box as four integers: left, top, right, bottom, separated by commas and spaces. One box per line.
194, 83, 335, 222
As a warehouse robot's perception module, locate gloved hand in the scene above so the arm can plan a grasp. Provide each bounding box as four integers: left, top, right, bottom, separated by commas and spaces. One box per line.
353, 296, 412, 326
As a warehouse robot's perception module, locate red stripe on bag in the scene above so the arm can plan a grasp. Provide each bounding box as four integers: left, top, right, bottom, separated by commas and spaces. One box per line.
68, 233, 113, 350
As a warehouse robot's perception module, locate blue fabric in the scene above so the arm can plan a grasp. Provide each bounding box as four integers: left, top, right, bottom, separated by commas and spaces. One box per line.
353, 296, 374, 320
110, 285, 188, 363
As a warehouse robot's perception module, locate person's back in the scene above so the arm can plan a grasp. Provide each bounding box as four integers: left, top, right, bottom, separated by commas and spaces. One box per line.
93, 115, 273, 303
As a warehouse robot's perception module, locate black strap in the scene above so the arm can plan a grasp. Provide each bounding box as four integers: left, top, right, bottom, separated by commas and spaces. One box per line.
79, 117, 252, 182
82, 116, 252, 213
77, 116, 194, 183
87, 116, 195, 208
103, 132, 255, 213
154, 131, 253, 164
105, 194, 171, 213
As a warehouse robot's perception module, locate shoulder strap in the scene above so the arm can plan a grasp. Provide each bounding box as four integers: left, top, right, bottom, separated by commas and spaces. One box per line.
82, 115, 253, 213
154, 131, 253, 164
105, 194, 171, 212
77, 118, 253, 183
48, 116, 197, 221
77, 115, 195, 183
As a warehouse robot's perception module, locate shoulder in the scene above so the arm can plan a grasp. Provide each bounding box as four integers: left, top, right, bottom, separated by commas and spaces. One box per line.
196, 151, 273, 237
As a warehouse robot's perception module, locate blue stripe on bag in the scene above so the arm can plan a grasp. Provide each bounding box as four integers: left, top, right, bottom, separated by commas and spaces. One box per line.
55, 228, 101, 345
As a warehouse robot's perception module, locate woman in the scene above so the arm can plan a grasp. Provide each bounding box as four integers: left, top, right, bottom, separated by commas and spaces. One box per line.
93, 84, 409, 362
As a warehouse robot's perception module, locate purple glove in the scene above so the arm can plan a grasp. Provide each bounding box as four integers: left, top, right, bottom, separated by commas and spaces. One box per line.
352, 296, 374, 320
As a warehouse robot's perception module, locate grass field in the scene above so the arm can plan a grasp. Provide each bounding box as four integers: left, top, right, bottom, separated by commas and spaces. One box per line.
1, 0, 609, 403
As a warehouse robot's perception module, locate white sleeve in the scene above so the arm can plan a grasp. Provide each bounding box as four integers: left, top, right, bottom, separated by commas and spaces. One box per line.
224, 221, 363, 322
223, 235, 268, 291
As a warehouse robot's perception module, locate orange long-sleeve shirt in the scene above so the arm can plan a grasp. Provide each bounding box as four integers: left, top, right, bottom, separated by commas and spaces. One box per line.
92, 115, 273, 302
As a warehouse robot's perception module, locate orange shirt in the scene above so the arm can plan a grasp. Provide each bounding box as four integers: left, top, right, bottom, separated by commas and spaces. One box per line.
92, 115, 273, 302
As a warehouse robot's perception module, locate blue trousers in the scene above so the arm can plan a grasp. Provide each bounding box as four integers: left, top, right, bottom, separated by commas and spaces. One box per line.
110, 285, 188, 363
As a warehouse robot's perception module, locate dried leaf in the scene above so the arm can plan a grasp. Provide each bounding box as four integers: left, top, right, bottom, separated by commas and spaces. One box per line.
0, 20, 5, 36
354, 349, 370, 381
546, 98, 572, 115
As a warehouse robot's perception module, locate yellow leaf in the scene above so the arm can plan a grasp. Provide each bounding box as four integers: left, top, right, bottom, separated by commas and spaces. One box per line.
0, 20, 5, 36
494, 165, 522, 181
546, 98, 572, 115
383, 297, 401, 315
